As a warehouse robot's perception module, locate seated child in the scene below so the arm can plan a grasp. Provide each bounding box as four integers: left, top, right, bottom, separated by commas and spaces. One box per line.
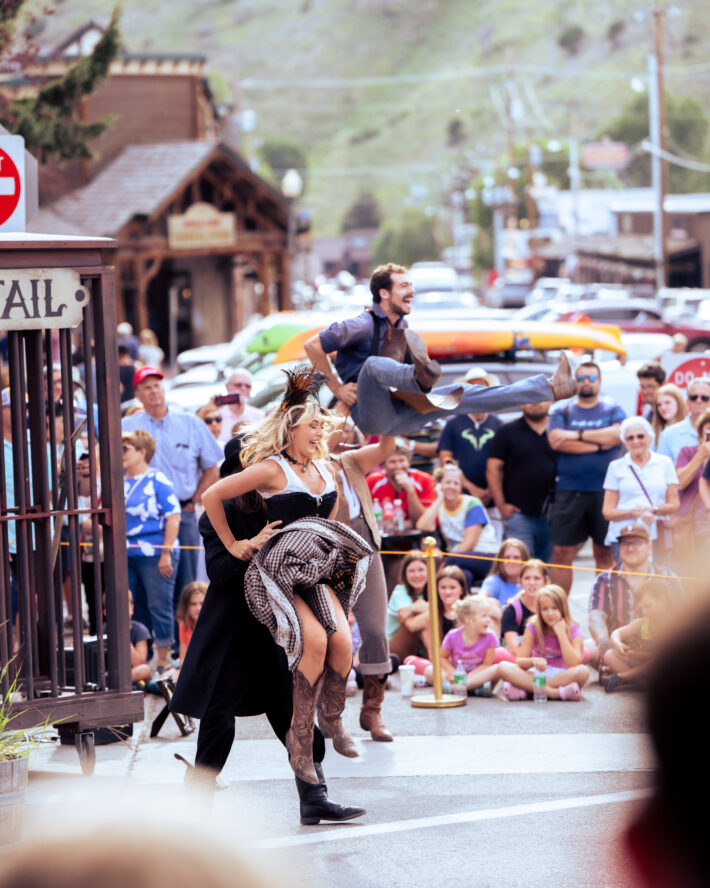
416, 594, 501, 697
129, 590, 151, 687
498, 584, 590, 701
602, 579, 670, 692
175, 581, 206, 665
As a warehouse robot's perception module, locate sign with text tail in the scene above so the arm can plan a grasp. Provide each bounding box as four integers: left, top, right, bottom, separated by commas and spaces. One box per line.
0, 135, 26, 233
0, 269, 90, 330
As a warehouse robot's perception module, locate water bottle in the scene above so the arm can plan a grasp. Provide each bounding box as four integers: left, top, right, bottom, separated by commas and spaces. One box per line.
532, 668, 547, 703
382, 498, 395, 534
373, 498, 383, 534
393, 498, 405, 532
452, 661, 467, 701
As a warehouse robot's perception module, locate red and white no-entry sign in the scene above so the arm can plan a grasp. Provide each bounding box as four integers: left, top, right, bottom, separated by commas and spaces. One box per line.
666, 356, 710, 388
0, 147, 21, 225
0, 135, 26, 233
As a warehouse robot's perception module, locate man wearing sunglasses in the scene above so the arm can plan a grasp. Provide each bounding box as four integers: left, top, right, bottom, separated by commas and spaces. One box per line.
657, 376, 710, 464
547, 360, 626, 594
216, 369, 265, 444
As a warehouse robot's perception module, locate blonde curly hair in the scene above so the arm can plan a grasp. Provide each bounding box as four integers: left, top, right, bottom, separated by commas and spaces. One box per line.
239, 399, 343, 467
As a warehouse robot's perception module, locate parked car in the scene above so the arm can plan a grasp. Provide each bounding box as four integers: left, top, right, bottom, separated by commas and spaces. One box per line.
514, 299, 710, 352
526, 277, 570, 305
408, 261, 460, 293
486, 278, 529, 308
658, 287, 710, 321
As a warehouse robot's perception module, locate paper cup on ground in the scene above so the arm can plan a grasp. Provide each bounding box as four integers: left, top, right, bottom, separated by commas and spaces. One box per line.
399, 663, 415, 697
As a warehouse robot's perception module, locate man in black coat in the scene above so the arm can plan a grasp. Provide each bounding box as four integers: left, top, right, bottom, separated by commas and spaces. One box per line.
171, 436, 365, 825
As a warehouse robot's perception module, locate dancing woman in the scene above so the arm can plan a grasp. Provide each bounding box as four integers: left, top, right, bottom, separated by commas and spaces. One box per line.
202, 369, 373, 785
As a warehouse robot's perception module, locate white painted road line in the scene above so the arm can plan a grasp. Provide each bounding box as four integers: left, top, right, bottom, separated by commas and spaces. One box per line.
27, 733, 654, 784
256, 788, 653, 849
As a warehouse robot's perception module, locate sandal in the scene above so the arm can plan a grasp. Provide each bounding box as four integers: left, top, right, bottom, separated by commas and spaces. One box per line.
503, 681, 527, 701
559, 682, 582, 701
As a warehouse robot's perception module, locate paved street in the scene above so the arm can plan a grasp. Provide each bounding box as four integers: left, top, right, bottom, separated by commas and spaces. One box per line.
22, 546, 652, 888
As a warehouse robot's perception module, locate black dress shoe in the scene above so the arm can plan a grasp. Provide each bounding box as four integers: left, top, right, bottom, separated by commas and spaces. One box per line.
295, 774, 366, 825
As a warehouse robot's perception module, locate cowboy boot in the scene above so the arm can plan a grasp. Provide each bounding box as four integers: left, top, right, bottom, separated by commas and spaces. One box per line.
392, 386, 464, 414
359, 675, 393, 742
317, 665, 359, 758
404, 329, 441, 391
380, 327, 408, 362
296, 764, 366, 825
547, 352, 577, 400
285, 669, 322, 784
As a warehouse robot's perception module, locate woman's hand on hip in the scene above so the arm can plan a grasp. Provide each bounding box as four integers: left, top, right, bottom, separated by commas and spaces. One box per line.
250, 520, 283, 550
228, 539, 257, 561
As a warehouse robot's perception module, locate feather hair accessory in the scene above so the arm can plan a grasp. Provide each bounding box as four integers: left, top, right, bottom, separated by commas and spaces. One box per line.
279, 364, 328, 412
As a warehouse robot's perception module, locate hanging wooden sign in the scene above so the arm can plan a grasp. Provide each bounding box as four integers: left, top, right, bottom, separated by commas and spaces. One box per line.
0, 268, 90, 330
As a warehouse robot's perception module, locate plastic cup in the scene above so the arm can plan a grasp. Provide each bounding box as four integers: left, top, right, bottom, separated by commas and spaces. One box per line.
399, 663, 415, 697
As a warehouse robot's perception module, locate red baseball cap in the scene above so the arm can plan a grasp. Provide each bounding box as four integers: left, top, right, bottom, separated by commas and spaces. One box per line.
133, 366, 164, 388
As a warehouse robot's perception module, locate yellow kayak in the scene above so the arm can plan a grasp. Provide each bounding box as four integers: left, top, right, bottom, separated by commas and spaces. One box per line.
273, 319, 626, 363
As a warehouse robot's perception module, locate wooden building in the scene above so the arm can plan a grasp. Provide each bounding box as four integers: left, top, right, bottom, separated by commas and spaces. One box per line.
6, 21, 292, 353
30, 140, 291, 352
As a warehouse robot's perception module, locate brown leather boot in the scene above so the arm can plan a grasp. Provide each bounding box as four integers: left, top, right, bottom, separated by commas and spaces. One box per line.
359, 675, 393, 742
404, 329, 441, 391
317, 666, 359, 758
380, 327, 408, 362
286, 669, 322, 784
548, 352, 577, 400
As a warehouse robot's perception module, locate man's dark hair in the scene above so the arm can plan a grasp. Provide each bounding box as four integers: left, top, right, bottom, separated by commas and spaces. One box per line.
578, 360, 601, 377
369, 263, 407, 303
637, 362, 666, 385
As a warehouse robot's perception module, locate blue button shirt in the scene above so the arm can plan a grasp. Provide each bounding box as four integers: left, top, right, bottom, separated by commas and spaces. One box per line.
121, 409, 223, 501
657, 415, 697, 464
318, 303, 407, 384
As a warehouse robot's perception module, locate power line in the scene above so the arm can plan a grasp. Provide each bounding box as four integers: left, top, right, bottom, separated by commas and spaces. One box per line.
641, 139, 710, 172
239, 59, 710, 91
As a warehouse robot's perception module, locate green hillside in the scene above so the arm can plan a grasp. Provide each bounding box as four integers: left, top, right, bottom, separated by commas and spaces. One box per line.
31, 0, 710, 236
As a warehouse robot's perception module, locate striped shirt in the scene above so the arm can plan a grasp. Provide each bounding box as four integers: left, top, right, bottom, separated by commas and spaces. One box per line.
588, 562, 682, 632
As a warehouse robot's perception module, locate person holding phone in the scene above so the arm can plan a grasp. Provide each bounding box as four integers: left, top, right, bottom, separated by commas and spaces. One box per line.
216, 369, 265, 444
674, 409, 710, 571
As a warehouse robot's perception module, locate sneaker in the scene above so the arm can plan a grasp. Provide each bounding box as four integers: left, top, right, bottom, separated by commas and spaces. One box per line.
601, 672, 622, 693
559, 682, 582, 701
503, 681, 527, 701
471, 682, 493, 697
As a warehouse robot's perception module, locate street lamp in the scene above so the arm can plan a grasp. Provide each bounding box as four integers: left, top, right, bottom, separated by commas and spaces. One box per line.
281, 168, 303, 307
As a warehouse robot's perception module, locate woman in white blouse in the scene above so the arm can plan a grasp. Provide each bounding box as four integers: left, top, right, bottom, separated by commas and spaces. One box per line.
602, 416, 679, 561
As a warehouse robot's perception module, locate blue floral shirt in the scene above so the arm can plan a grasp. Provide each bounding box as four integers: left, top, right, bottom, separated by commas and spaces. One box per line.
124, 468, 181, 557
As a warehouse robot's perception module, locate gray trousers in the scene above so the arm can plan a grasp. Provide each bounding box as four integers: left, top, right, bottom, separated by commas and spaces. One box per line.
350, 514, 391, 675
351, 356, 554, 436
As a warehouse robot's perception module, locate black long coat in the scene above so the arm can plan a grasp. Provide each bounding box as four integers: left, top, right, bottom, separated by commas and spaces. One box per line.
170, 501, 293, 721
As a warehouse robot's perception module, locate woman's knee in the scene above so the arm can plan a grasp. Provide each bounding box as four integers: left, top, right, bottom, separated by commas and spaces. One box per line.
301, 622, 328, 662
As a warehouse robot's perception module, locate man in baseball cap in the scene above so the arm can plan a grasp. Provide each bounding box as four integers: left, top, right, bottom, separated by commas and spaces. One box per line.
122, 364, 222, 652
588, 522, 681, 672
133, 366, 164, 389
437, 366, 502, 505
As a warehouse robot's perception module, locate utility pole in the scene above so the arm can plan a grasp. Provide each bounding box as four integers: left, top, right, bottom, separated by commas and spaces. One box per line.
650, 0, 669, 289
568, 101, 581, 252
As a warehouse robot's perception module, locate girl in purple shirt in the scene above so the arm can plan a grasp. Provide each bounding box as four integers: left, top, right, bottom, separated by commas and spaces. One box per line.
498, 584, 590, 701
423, 594, 501, 696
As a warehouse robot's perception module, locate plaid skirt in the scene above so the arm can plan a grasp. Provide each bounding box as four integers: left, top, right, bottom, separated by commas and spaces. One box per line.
244, 517, 373, 670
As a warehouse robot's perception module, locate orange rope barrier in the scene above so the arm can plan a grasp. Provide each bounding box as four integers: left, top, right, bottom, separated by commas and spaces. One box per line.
57, 540, 704, 582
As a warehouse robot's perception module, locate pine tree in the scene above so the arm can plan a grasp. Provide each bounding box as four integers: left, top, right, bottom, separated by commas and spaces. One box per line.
0, 4, 121, 161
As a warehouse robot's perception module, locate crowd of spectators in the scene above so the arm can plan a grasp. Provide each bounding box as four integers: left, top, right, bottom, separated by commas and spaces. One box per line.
1, 323, 698, 699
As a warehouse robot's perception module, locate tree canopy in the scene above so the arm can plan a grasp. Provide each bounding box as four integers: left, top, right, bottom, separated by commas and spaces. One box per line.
0, 4, 121, 161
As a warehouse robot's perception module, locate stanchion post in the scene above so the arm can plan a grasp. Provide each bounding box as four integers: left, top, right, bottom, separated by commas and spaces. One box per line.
411, 536, 466, 709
